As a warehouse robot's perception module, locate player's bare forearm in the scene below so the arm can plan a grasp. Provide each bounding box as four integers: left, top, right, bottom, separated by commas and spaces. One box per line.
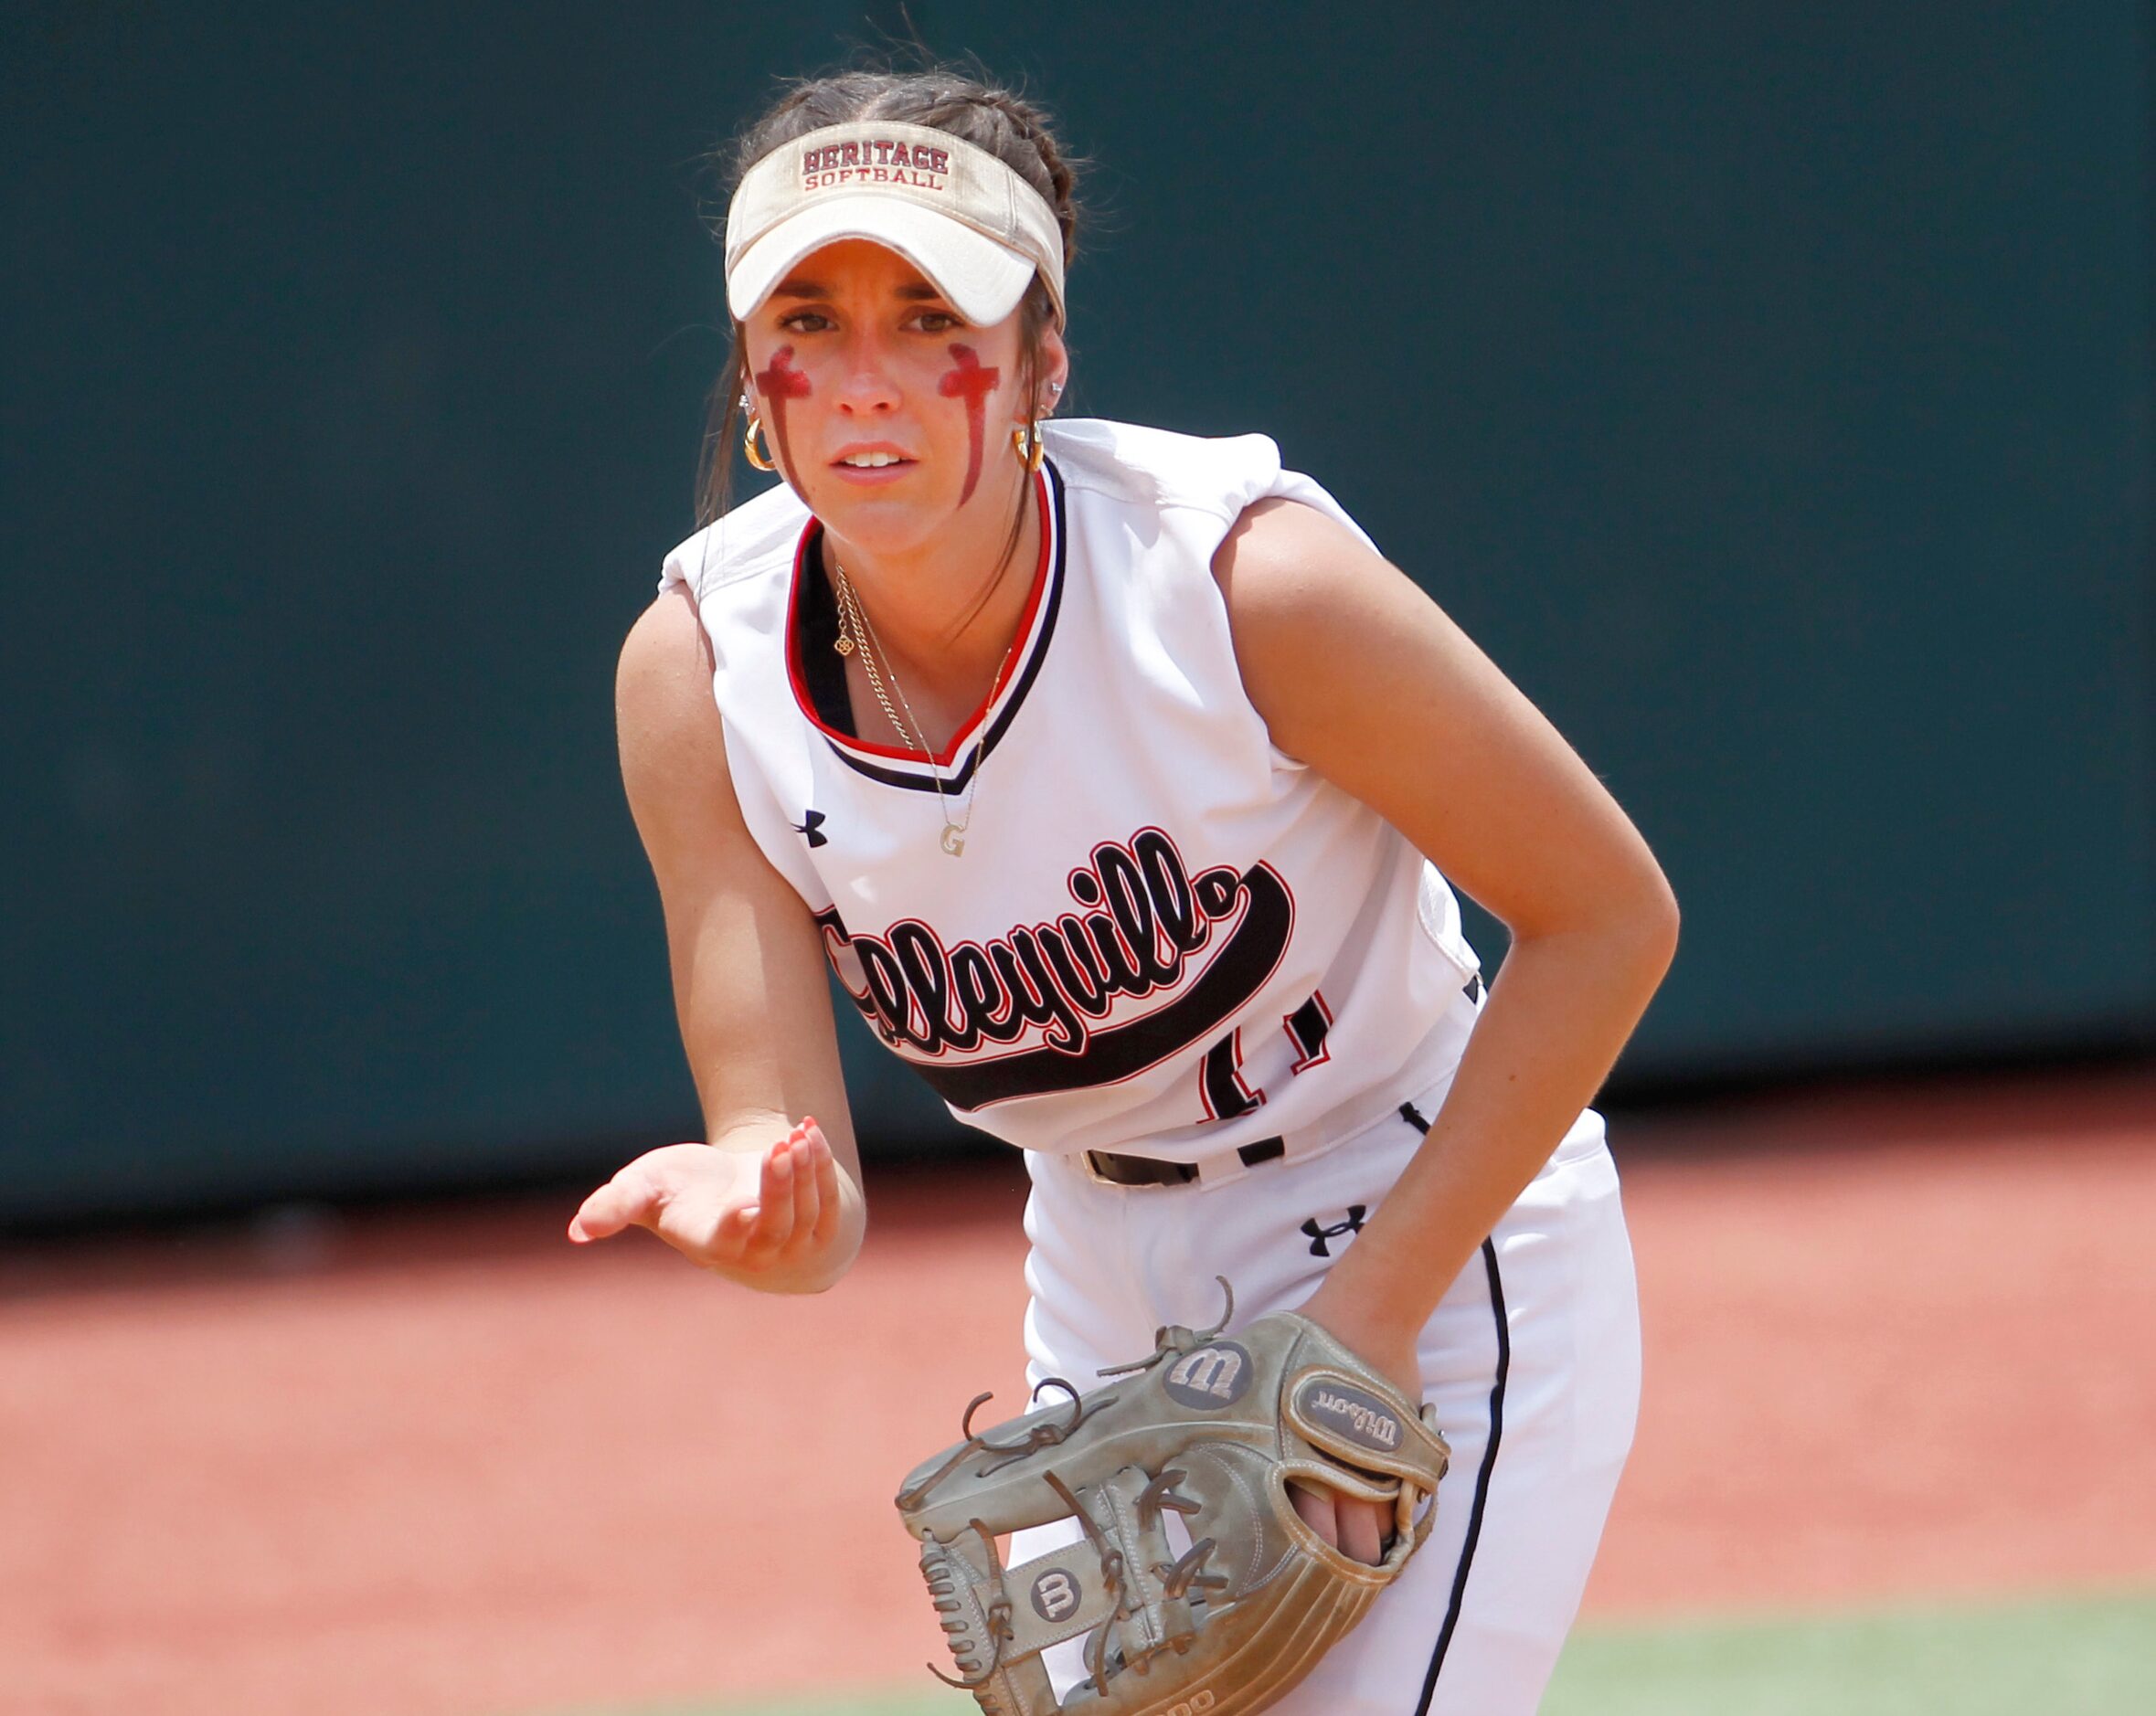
1216, 495, 1679, 1377
1301, 899, 1675, 1364
600, 592, 875, 1293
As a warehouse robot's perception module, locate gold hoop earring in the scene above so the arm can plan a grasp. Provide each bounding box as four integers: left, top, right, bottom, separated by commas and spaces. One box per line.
744, 410, 778, 472
1010, 420, 1046, 471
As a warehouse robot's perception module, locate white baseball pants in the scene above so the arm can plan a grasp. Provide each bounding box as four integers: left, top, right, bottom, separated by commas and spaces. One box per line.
1014, 1079, 1641, 1714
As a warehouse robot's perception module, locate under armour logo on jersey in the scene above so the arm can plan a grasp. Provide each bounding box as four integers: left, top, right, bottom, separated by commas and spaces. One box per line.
793, 810, 828, 848
1300, 1204, 1367, 1257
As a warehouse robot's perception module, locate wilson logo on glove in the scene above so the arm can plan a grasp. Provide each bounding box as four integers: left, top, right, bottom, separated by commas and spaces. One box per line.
1163, 1341, 1253, 1408
1296, 1379, 1404, 1453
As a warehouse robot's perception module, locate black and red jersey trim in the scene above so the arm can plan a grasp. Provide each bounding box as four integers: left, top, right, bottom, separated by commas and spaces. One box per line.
783, 458, 1067, 796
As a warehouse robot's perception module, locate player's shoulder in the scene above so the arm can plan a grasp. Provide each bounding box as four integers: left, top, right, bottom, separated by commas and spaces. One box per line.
1043, 417, 1292, 525
617, 585, 725, 762
658, 477, 812, 602
1046, 417, 1385, 598
624, 486, 811, 765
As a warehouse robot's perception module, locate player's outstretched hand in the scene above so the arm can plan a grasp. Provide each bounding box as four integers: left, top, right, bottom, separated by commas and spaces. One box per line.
567, 1118, 858, 1293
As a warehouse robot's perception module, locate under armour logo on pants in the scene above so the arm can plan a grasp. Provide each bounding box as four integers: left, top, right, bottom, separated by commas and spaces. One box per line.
1301, 1204, 1367, 1257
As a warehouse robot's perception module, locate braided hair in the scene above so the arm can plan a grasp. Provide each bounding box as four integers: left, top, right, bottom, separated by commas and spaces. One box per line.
696, 69, 1083, 529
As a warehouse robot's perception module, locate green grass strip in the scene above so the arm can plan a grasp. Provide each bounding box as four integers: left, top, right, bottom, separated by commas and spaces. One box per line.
1541, 1587, 2156, 1716
536, 1586, 2156, 1716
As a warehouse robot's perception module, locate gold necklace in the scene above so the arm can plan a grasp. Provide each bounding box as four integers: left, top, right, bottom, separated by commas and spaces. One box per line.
830, 556, 1018, 857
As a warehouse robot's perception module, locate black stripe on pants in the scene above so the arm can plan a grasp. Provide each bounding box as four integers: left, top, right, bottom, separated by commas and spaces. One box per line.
1398, 1101, 1512, 1715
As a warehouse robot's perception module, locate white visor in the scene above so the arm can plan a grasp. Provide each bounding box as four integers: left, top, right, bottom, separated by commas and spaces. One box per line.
725, 121, 1067, 329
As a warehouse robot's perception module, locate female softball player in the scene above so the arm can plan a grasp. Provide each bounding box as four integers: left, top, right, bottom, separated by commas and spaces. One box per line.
571, 67, 1676, 1714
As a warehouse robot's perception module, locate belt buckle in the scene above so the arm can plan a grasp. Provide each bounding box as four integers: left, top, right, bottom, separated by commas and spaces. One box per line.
1082, 1149, 1195, 1188
1082, 1149, 1177, 1188
1080, 1149, 1122, 1187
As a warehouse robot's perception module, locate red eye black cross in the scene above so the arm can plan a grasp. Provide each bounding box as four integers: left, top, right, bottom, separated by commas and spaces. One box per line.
754, 345, 812, 473
938, 344, 1001, 503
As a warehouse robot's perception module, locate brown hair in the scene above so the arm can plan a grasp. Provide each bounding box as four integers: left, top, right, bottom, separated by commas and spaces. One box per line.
695, 67, 1082, 531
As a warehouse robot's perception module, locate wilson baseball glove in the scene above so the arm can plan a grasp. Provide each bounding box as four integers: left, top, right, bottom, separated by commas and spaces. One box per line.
893, 1282, 1450, 1716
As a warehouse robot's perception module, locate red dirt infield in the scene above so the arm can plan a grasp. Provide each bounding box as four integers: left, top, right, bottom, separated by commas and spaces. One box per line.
5, 1069, 2153, 1715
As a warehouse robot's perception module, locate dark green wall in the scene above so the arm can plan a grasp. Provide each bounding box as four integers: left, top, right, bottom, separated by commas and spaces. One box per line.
5, 3, 2150, 1219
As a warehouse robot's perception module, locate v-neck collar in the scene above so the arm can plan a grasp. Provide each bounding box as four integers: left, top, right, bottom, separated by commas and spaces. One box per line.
782, 458, 1067, 794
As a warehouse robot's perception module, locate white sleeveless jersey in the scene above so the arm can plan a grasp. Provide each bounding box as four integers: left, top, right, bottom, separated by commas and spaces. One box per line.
659, 418, 1483, 1161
